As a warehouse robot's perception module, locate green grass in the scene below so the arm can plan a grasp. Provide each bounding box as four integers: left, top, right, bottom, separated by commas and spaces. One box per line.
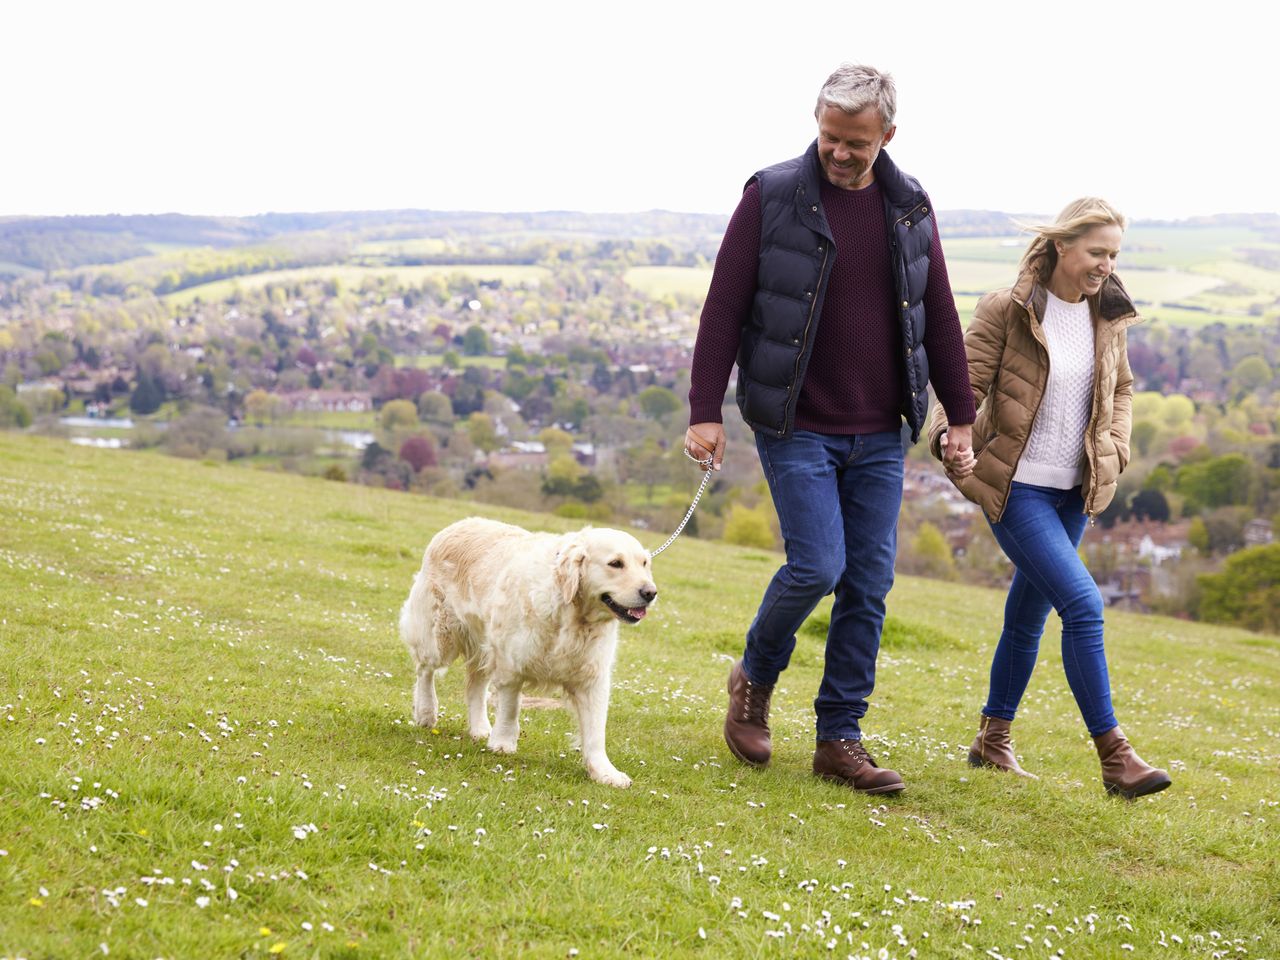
396, 354, 510, 371
0, 432, 1277, 958
163, 264, 550, 306
625, 265, 713, 298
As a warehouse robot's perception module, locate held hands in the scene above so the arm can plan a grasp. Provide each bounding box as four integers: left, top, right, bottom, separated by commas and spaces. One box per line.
940, 423, 975, 478
685, 423, 725, 472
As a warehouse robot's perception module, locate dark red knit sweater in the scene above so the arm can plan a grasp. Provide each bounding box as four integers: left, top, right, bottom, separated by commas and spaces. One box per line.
688, 178, 976, 433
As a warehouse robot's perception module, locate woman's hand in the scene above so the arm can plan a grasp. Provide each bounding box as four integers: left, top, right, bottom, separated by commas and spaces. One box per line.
940, 430, 975, 478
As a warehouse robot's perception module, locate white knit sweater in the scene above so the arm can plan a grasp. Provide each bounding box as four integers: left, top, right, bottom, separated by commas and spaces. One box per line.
1013, 291, 1095, 488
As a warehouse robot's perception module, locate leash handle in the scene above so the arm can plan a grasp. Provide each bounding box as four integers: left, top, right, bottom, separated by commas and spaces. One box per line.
649, 449, 714, 559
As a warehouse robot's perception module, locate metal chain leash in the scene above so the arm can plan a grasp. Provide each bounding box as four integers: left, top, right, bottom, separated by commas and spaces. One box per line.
648, 448, 715, 559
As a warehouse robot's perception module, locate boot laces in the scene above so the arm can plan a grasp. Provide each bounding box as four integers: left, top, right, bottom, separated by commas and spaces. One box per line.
740, 679, 772, 725
839, 739, 871, 766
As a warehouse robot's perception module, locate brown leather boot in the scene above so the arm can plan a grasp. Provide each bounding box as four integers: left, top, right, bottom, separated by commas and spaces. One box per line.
1093, 726, 1172, 799
724, 660, 773, 766
968, 715, 1038, 779
813, 739, 905, 794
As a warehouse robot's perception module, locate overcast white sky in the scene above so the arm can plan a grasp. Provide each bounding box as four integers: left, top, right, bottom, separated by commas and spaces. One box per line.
4, 0, 1277, 221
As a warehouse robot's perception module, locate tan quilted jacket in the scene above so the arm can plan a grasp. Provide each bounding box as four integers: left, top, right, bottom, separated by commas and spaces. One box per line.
928, 271, 1140, 522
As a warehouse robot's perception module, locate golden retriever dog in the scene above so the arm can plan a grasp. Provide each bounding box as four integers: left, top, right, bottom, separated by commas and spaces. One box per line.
399, 517, 657, 787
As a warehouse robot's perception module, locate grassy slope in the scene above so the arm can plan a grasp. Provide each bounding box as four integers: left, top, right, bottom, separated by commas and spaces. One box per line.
0, 433, 1276, 959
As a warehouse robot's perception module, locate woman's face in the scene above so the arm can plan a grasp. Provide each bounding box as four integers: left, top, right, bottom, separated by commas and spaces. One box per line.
1051, 224, 1123, 302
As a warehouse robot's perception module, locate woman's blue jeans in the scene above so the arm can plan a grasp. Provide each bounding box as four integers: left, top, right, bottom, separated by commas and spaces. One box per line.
985, 482, 1117, 736
742, 429, 904, 742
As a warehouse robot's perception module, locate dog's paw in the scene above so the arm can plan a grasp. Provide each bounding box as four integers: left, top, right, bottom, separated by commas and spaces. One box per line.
412, 707, 438, 728
469, 723, 493, 742
589, 765, 632, 789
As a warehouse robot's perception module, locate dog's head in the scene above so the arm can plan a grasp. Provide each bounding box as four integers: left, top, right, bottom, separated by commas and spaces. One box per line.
555, 527, 657, 624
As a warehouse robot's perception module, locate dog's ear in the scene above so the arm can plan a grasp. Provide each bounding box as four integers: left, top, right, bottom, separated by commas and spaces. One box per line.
555, 536, 586, 604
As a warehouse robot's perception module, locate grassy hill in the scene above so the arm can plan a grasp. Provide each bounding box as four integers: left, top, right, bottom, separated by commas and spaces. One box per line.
0, 433, 1276, 958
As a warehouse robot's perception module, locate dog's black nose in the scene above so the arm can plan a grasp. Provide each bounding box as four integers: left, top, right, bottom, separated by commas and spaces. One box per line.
640, 586, 657, 603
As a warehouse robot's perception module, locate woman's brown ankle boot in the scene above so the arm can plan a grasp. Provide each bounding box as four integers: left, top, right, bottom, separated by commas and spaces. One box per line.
1092, 726, 1172, 799
968, 715, 1038, 779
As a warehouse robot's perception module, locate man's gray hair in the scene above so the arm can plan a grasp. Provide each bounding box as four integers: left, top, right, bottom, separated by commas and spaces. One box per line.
815, 63, 897, 130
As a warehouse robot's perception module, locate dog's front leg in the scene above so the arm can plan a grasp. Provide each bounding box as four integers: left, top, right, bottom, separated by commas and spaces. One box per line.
567, 679, 630, 788
486, 680, 521, 754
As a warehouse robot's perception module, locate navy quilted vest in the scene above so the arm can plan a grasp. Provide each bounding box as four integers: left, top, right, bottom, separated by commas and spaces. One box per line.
735, 141, 935, 441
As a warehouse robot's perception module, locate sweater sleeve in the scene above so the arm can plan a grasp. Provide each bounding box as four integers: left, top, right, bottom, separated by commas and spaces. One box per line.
687, 182, 762, 425
920, 214, 977, 426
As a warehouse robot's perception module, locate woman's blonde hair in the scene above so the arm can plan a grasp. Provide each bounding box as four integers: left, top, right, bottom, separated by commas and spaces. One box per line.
1018, 197, 1128, 284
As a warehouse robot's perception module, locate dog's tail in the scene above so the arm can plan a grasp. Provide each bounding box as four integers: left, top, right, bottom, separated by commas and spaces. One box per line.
399, 569, 437, 662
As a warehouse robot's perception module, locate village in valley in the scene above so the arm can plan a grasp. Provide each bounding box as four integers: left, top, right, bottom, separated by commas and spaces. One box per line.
2, 208, 1277, 629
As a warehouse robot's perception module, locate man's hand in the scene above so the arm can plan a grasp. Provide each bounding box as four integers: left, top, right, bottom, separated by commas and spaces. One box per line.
941, 423, 975, 478
686, 423, 725, 472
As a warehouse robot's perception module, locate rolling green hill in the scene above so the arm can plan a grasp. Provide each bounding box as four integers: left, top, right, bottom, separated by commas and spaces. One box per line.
0, 433, 1276, 958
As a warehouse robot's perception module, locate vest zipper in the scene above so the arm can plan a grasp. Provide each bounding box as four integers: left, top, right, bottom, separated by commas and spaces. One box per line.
785, 241, 831, 434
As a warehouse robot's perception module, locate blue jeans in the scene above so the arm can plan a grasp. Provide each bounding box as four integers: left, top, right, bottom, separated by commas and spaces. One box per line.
985, 482, 1117, 736
742, 429, 904, 741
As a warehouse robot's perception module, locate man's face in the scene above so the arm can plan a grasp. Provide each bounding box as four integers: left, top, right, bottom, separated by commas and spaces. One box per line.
816, 105, 896, 191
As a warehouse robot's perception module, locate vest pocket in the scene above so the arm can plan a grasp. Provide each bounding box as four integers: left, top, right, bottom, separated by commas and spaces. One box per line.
747, 337, 803, 388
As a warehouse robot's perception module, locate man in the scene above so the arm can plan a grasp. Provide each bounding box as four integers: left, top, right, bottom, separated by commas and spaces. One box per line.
684, 63, 975, 794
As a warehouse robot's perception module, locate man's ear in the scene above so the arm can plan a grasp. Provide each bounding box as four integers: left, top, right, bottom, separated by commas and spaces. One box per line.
555, 537, 586, 604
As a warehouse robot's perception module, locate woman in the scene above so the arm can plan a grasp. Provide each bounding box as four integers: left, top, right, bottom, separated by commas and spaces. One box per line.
929, 197, 1170, 799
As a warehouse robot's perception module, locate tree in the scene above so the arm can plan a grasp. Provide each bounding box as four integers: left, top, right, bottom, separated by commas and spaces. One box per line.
909, 522, 956, 579
1131, 420, 1159, 457
163, 406, 229, 458
1176, 453, 1253, 511
723, 503, 776, 549
380, 399, 419, 432
462, 325, 489, 356
1197, 544, 1280, 633
0, 385, 32, 428
1164, 395, 1196, 428
417, 390, 454, 425
129, 372, 164, 415
244, 389, 279, 426
637, 385, 681, 420
399, 435, 437, 472
1128, 488, 1171, 522
466, 412, 500, 453
1187, 516, 1210, 555
538, 426, 574, 457
1230, 355, 1272, 396
361, 441, 392, 471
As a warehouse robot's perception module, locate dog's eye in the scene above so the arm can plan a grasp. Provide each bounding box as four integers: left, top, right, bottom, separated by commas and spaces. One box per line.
608, 559, 624, 569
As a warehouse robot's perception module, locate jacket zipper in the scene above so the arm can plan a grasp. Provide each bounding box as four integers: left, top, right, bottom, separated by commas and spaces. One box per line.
1084, 319, 1107, 522
1083, 307, 1140, 521
997, 295, 1049, 523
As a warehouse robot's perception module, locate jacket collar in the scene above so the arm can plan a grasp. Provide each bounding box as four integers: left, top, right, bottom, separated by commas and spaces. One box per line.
1012, 271, 1140, 327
